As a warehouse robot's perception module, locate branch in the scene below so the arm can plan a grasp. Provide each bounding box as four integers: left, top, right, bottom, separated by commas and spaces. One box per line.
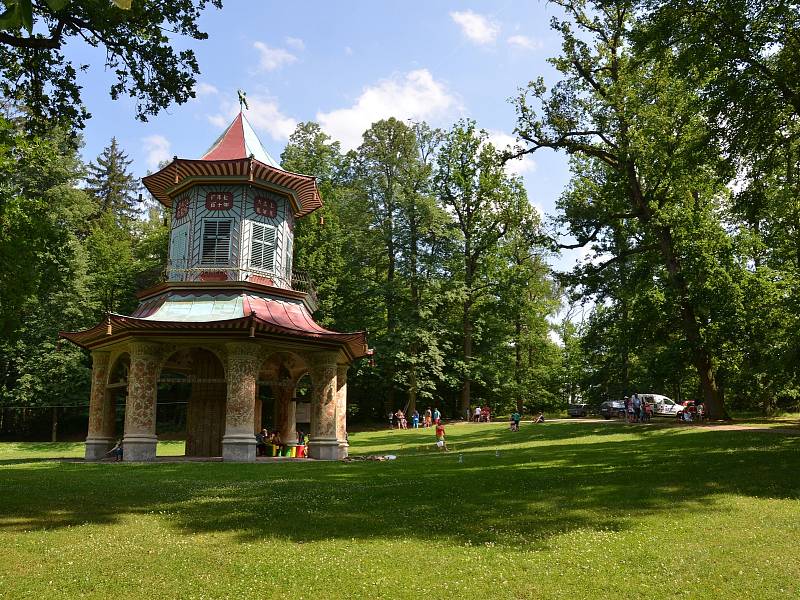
572, 59, 608, 99
0, 19, 65, 49
586, 243, 658, 274
514, 130, 619, 168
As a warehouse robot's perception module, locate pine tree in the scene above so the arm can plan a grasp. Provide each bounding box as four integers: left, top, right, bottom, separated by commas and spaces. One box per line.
85, 137, 140, 225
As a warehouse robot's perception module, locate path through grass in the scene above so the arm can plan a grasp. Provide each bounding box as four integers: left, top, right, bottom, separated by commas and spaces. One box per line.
0, 421, 798, 599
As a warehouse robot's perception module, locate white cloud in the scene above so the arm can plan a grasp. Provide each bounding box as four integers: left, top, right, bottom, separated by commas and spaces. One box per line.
253, 41, 298, 71
207, 93, 297, 141
317, 69, 459, 150
450, 10, 500, 44
486, 130, 536, 176
285, 36, 305, 50
207, 113, 228, 128
507, 34, 543, 51
194, 82, 219, 98
142, 134, 172, 170
244, 96, 297, 140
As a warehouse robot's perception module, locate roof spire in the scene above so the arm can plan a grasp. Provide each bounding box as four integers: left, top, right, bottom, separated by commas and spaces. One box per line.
237, 89, 249, 112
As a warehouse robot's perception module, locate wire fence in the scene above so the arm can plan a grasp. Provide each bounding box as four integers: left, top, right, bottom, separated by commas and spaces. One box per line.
0, 403, 190, 442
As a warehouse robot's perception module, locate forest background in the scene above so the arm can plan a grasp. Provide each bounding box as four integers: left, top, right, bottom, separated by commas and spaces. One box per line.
1, 0, 799, 439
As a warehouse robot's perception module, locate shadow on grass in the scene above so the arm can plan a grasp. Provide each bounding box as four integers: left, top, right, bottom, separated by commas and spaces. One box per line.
0, 423, 798, 550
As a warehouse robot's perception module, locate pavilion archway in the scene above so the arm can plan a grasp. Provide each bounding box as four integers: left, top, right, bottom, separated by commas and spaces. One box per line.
160, 347, 227, 457
258, 351, 308, 449
85, 351, 128, 460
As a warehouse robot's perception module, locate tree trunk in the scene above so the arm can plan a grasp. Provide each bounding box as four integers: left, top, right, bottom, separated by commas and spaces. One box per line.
460, 308, 473, 417
620, 296, 630, 396
51, 406, 58, 442
515, 318, 524, 414
408, 367, 417, 415
625, 157, 729, 420
655, 223, 729, 419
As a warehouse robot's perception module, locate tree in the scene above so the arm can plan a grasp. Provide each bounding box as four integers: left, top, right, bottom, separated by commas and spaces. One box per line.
85, 137, 139, 224
0, 0, 223, 133
280, 122, 348, 324
513, 0, 737, 418
0, 116, 95, 432
394, 122, 449, 414
435, 120, 529, 415
354, 118, 419, 412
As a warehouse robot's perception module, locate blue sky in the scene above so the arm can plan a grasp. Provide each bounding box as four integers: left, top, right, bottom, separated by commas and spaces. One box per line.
68, 1, 577, 266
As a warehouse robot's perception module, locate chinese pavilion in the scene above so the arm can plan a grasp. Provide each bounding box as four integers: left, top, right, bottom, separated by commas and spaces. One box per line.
61, 112, 367, 462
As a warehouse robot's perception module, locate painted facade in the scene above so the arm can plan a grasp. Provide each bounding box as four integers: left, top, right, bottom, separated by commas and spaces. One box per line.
61, 112, 367, 463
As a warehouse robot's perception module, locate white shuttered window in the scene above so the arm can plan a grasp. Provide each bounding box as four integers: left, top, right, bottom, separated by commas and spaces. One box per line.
285, 235, 293, 280
201, 219, 232, 265
250, 222, 276, 272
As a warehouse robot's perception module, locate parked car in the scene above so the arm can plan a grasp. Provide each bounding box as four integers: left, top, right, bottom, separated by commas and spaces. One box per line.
639, 394, 682, 417
599, 400, 626, 419
568, 402, 589, 417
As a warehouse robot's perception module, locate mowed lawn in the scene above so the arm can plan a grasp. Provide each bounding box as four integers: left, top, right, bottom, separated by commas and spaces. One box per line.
1, 421, 799, 600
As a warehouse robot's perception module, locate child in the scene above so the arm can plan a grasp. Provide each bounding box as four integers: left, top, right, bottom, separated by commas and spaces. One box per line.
106, 439, 123, 461
435, 421, 448, 451
511, 411, 521, 431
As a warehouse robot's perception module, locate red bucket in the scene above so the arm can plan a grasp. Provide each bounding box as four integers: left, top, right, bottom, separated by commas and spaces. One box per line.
295, 445, 305, 458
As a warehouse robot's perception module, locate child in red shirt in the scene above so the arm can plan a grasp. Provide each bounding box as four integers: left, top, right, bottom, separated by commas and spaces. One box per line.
435, 422, 448, 451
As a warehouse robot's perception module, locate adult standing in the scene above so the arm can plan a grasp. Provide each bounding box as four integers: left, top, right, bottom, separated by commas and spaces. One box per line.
256, 428, 269, 457
433, 407, 441, 424
412, 409, 420, 429
632, 393, 641, 423
424, 407, 432, 427
474, 406, 482, 422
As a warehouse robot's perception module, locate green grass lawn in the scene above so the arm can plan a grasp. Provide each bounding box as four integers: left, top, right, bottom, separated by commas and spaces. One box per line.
1, 421, 798, 599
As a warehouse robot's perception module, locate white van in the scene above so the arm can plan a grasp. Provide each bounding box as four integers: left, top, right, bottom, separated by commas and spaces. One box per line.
639, 394, 682, 417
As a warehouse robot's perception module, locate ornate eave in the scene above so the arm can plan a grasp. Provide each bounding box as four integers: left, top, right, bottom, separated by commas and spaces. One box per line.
60, 308, 368, 362
141, 157, 323, 218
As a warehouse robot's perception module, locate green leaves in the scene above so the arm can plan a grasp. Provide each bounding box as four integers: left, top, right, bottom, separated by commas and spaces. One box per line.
0, 0, 221, 133
0, 0, 33, 32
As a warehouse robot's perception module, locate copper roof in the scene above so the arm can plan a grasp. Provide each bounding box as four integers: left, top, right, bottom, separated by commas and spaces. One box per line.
60, 292, 368, 361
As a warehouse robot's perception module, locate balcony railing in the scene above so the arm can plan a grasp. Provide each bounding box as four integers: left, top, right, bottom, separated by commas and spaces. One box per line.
163, 260, 318, 308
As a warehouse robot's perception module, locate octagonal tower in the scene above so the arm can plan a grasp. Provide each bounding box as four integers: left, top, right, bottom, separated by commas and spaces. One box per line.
61, 112, 366, 463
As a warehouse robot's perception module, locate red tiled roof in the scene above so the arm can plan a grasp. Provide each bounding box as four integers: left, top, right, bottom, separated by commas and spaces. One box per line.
60, 293, 368, 360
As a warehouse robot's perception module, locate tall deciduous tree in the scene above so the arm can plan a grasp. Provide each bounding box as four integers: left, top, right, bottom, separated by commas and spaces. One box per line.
513, 0, 736, 418
435, 120, 529, 415
355, 118, 419, 411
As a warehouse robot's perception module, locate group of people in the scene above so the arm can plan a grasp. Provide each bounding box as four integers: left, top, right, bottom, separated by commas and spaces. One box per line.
624, 394, 652, 423
256, 428, 306, 457
471, 405, 492, 422
677, 401, 705, 422
390, 407, 440, 429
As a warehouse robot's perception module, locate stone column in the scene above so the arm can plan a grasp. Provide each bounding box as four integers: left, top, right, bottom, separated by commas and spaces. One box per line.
336, 364, 349, 459
275, 385, 297, 450
123, 342, 161, 461
307, 351, 339, 460
222, 342, 260, 462
85, 351, 112, 460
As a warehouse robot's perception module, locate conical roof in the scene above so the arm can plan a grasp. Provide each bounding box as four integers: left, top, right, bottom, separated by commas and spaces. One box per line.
201, 112, 280, 167
142, 111, 322, 216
